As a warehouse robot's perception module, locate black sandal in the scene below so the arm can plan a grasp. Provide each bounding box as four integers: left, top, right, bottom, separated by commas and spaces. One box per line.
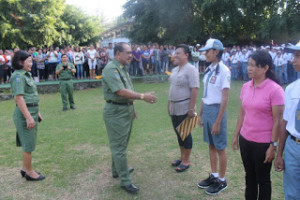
175, 164, 190, 172
171, 159, 182, 166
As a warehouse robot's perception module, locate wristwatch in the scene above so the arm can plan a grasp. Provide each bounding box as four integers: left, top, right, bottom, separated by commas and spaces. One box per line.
270, 141, 278, 147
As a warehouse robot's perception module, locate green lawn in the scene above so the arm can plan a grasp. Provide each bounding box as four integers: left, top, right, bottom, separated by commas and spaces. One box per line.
0, 80, 284, 200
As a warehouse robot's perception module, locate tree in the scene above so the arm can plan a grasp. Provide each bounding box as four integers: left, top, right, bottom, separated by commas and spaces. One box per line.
0, 0, 65, 49
57, 5, 103, 47
0, 0, 104, 49
123, 0, 300, 45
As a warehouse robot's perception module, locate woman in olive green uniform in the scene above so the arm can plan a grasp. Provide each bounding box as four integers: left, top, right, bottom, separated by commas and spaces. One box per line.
10, 50, 45, 181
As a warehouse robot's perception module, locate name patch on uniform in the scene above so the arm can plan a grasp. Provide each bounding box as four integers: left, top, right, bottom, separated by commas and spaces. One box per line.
227, 76, 231, 82
115, 72, 121, 79
16, 76, 21, 83
210, 76, 216, 84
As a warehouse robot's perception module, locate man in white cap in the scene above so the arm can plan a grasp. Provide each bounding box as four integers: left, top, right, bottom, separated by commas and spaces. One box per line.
197, 38, 231, 195
274, 41, 300, 199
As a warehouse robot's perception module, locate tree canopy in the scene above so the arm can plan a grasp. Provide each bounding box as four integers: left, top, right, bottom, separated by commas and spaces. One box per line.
123, 0, 300, 45
0, 0, 103, 49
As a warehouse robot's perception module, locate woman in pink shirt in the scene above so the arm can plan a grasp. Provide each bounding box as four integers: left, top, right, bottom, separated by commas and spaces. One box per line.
232, 50, 284, 200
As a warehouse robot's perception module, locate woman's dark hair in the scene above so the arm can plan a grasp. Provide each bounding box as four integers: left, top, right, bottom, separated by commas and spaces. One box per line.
175, 44, 191, 60
249, 50, 280, 84
12, 50, 31, 70
203, 49, 223, 76
61, 53, 68, 58
217, 50, 223, 61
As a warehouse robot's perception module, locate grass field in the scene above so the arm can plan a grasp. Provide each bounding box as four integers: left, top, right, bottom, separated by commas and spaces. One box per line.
0, 80, 284, 200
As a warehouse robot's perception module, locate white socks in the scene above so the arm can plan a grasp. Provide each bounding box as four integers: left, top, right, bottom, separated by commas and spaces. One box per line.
212, 172, 226, 182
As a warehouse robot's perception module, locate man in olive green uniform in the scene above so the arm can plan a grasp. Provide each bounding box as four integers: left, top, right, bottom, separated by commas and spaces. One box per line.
102, 42, 157, 193
56, 54, 76, 111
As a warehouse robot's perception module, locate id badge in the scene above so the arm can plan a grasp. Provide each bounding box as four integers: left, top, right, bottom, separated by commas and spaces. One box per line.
210, 76, 217, 84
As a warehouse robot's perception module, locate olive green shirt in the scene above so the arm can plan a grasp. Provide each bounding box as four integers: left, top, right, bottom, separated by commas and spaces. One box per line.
102, 59, 134, 103
10, 69, 39, 103
56, 62, 75, 80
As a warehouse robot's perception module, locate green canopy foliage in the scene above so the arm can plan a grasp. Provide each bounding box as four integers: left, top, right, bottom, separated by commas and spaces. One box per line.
123, 0, 300, 45
0, 0, 103, 49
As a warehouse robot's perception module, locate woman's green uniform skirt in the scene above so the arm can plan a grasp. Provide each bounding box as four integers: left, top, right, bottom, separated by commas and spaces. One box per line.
13, 106, 39, 152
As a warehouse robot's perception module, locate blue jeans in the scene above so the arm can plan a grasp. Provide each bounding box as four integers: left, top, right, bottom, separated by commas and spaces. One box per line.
154, 60, 161, 74
132, 60, 139, 76
242, 62, 248, 81
283, 64, 288, 84
161, 58, 169, 72
284, 135, 300, 199
76, 64, 83, 78
275, 65, 283, 84
287, 63, 296, 83
231, 63, 238, 80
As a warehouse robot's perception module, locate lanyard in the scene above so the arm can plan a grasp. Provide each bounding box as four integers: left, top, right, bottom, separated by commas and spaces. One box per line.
203, 69, 215, 98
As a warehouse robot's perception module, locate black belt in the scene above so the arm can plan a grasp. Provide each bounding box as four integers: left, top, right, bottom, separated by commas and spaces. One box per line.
16, 103, 39, 107
106, 100, 133, 106
59, 79, 71, 81
170, 98, 190, 103
27, 103, 39, 107
289, 132, 300, 143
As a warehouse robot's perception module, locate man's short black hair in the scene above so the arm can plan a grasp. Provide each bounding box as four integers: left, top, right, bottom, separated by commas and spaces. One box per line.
114, 42, 128, 56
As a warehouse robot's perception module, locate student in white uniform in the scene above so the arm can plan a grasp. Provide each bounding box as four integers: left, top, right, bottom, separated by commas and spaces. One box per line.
274, 41, 300, 200
241, 49, 249, 81
282, 49, 289, 84
197, 38, 231, 195
87, 44, 99, 79
274, 51, 284, 85
230, 49, 239, 80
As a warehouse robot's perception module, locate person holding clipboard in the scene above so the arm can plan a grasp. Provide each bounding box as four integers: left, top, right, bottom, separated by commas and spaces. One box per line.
168, 44, 199, 172
197, 39, 231, 195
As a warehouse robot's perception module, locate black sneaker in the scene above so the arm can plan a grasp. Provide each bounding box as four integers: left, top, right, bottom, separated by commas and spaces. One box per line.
205, 179, 227, 195
197, 174, 217, 189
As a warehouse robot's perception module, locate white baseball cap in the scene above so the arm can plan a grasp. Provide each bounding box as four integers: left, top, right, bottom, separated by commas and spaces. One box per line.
286, 41, 300, 52
199, 38, 224, 52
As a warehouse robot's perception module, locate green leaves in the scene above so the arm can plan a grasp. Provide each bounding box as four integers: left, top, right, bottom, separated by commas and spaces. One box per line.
0, 0, 103, 49
123, 0, 300, 45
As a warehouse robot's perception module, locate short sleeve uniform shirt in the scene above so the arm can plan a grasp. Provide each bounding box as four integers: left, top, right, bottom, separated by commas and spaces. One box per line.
102, 59, 134, 103
10, 69, 39, 104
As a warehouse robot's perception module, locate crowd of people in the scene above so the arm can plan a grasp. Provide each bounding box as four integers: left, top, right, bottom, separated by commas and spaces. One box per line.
7, 38, 300, 199
1, 42, 299, 85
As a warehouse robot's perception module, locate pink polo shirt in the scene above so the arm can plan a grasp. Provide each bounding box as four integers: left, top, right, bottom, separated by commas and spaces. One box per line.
240, 78, 284, 143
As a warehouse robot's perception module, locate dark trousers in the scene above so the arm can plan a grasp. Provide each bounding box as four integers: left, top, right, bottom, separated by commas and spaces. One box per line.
171, 114, 192, 149
239, 135, 272, 200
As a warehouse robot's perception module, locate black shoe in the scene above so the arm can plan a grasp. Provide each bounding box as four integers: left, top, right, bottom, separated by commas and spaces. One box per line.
20, 170, 40, 178
113, 167, 134, 178
197, 174, 217, 189
205, 179, 227, 195
121, 183, 139, 193
70, 105, 76, 109
25, 174, 45, 181
62, 107, 68, 111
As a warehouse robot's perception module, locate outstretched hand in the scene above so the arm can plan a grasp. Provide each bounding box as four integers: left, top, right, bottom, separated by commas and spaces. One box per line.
143, 91, 158, 104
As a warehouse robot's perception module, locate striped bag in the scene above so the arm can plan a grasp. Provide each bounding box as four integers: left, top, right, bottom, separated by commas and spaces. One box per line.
176, 115, 198, 141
